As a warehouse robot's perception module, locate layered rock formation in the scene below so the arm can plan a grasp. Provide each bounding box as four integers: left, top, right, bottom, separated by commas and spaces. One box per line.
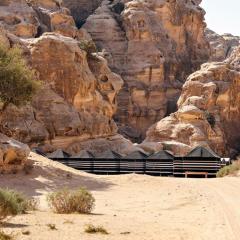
0, 0, 133, 154
0, 133, 30, 173
0, 32, 123, 146
145, 47, 240, 156
84, 0, 210, 141
206, 29, 240, 61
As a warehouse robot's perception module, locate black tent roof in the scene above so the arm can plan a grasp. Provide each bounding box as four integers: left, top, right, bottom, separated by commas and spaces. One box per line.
70, 150, 94, 159
94, 150, 122, 159
185, 146, 220, 158
47, 149, 70, 159
31, 148, 46, 156
148, 150, 174, 160
123, 150, 148, 159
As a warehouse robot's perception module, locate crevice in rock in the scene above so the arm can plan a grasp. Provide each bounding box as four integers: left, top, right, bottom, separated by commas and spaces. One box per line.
63, 0, 103, 29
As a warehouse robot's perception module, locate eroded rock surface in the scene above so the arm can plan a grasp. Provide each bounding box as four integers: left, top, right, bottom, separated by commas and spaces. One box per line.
206, 29, 240, 61
145, 47, 240, 156
0, 0, 39, 38
0, 27, 124, 150
84, 0, 210, 140
0, 133, 30, 173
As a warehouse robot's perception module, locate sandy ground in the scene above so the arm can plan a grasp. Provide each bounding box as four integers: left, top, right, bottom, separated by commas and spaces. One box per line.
0, 153, 240, 240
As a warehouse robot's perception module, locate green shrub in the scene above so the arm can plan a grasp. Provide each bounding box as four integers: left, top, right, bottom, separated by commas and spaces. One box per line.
0, 188, 37, 221
0, 43, 40, 111
0, 230, 13, 240
84, 224, 108, 235
217, 160, 240, 177
47, 188, 95, 214
78, 40, 97, 59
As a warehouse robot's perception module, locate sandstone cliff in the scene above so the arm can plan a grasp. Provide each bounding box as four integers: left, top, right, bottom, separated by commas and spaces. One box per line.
145, 47, 240, 156
84, 0, 210, 141
0, 0, 138, 154
206, 29, 240, 61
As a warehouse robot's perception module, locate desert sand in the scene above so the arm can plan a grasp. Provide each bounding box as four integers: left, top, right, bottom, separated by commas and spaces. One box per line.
0, 153, 240, 240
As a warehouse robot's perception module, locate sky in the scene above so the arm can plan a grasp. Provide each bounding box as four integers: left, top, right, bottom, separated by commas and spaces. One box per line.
200, 0, 240, 36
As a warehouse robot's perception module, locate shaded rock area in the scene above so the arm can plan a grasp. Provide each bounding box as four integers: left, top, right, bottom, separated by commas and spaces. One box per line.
145, 47, 240, 156
0, 133, 30, 173
63, 0, 103, 28
84, 0, 210, 141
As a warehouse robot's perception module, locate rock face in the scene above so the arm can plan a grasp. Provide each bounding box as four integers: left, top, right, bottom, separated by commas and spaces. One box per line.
145, 47, 240, 156
0, 0, 40, 38
0, 32, 123, 146
206, 29, 240, 61
0, 133, 30, 173
84, 0, 210, 141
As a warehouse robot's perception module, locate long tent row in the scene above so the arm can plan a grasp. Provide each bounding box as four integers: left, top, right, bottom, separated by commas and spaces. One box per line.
34, 146, 229, 177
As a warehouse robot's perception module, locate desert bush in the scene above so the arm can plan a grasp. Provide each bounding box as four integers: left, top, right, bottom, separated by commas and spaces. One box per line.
84, 224, 108, 235
0, 230, 13, 240
217, 160, 240, 177
0, 188, 37, 221
0, 43, 40, 111
78, 40, 97, 59
47, 223, 57, 230
47, 188, 95, 214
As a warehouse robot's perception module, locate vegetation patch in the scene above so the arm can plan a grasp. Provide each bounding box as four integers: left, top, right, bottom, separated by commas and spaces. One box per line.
217, 160, 240, 177
84, 224, 108, 235
47, 224, 57, 230
0, 188, 37, 222
0, 43, 40, 111
47, 188, 95, 214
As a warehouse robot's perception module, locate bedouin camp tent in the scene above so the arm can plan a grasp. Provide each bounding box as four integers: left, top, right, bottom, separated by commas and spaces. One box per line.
63, 150, 95, 172
174, 146, 221, 177
92, 150, 123, 174
146, 150, 174, 175
122, 150, 149, 174
47, 149, 70, 165
31, 147, 46, 156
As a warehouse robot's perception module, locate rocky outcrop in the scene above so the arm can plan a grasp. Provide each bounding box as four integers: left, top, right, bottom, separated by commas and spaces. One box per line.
84, 0, 210, 141
0, 0, 40, 38
206, 29, 240, 61
145, 47, 240, 156
0, 0, 87, 39
0, 133, 30, 173
0, 28, 124, 150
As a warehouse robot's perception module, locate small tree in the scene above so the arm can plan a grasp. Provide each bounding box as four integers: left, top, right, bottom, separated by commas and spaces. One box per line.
0, 43, 40, 111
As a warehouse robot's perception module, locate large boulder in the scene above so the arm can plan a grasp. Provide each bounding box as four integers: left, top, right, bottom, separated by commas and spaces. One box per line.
0, 32, 123, 147
84, 0, 210, 140
145, 47, 240, 156
0, 134, 30, 173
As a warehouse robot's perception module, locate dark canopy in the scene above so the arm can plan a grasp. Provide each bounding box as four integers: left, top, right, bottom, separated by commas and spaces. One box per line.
185, 146, 220, 158
31, 147, 46, 156
94, 150, 122, 159
123, 150, 148, 159
148, 150, 174, 160
47, 149, 70, 159
70, 150, 94, 159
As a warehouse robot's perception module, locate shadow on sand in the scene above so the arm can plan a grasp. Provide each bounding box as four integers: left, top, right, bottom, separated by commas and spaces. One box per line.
0, 154, 115, 198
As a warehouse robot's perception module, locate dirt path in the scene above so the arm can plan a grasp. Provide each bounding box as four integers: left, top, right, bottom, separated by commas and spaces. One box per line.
0, 153, 240, 240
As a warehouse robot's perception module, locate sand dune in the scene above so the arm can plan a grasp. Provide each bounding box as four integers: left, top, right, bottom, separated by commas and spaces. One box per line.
0, 153, 240, 240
